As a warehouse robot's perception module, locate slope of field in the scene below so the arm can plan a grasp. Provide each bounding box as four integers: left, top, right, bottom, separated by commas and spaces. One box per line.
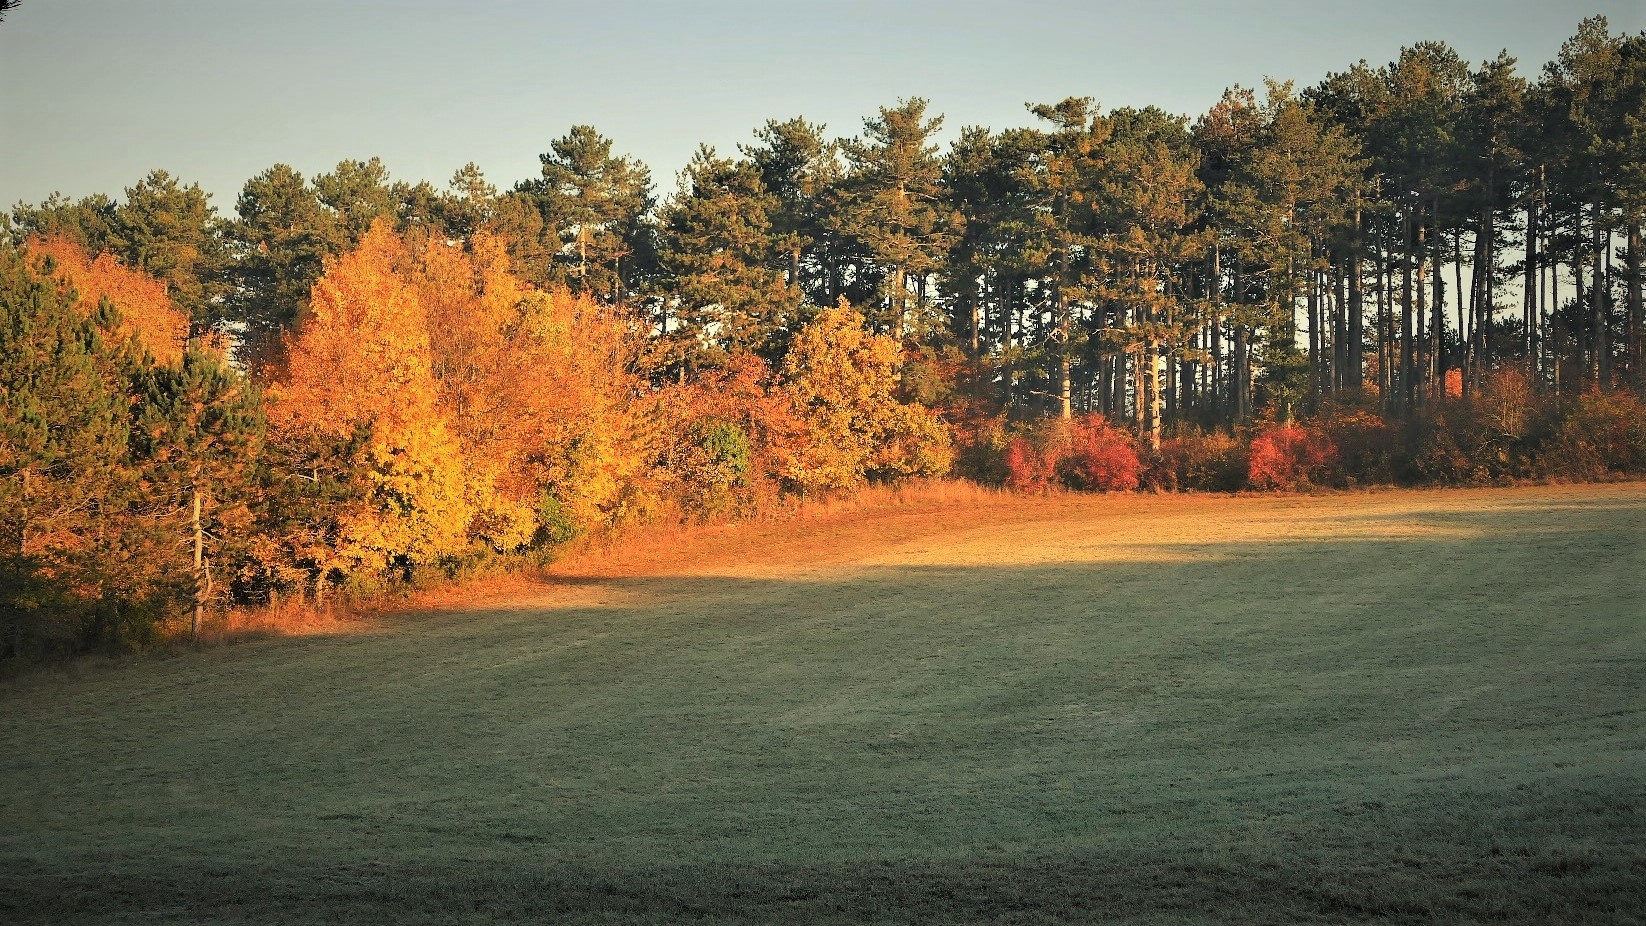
3, 484, 1644, 924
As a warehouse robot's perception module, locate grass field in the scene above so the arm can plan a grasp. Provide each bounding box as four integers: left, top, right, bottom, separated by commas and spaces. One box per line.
3, 484, 1644, 924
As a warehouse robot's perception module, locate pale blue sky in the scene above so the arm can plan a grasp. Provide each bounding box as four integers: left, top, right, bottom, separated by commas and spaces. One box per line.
3, 1, 1641, 214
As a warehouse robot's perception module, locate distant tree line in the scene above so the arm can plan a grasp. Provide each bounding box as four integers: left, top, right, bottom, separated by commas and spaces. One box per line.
3, 15, 1644, 658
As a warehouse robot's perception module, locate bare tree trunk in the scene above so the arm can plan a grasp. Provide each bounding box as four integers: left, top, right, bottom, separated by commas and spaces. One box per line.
1401, 202, 1416, 415
1002, 276, 1017, 408
1629, 218, 1642, 386
1430, 198, 1445, 399
1478, 207, 1495, 387
1150, 346, 1164, 450
892, 264, 906, 340
1210, 244, 1223, 418
1593, 199, 1608, 389
1377, 237, 1390, 406
191, 487, 204, 641
1307, 242, 1321, 400
1349, 206, 1363, 395
1525, 193, 1538, 376
1574, 212, 1587, 386
1460, 227, 1473, 394
1555, 225, 1566, 397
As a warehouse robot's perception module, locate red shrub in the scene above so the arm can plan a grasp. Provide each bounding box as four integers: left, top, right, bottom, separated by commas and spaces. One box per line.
1060, 414, 1141, 492
1004, 434, 1063, 493
1247, 422, 1339, 490
1002, 414, 1139, 493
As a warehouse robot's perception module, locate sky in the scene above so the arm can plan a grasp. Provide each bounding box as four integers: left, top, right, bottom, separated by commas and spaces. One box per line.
3, 0, 1642, 215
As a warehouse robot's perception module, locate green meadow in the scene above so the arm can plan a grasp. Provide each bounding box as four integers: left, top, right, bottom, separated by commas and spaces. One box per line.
4, 484, 1643, 924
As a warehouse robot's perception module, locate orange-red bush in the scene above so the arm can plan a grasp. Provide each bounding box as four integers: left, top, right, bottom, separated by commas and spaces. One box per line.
1004, 433, 1062, 493
1061, 414, 1141, 492
1247, 422, 1339, 490
1004, 414, 1139, 493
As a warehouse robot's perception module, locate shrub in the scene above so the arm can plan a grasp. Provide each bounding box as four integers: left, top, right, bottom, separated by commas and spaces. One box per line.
1004, 415, 1139, 493
1147, 429, 1247, 492
1547, 390, 1646, 479
952, 413, 1012, 486
1248, 422, 1338, 490
779, 304, 953, 493
671, 418, 753, 519
1315, 406, 1404, 486
1413, 369, 1549, 485
1004, 432, 1064, 493
1060, 414, 1141, 492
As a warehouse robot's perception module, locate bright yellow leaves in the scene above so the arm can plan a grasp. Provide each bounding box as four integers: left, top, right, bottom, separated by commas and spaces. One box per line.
266, 225, 952, 581
271, 222, 472, 570
269, 222, 655, 573
779, 303, 953, 492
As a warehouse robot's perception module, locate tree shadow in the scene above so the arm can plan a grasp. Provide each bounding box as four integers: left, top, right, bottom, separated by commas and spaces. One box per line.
2, 494, 1642, 924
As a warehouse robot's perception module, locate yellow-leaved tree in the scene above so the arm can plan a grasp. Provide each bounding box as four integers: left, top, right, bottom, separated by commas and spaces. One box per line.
510, 284, 651, 535
269, 220, 472, 574
779, 301, 953, 492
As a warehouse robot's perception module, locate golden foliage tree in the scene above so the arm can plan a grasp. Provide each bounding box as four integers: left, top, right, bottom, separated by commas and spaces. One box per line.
28, 236, 189, 364
779, 302, 952, 492
270, 221, 472, 573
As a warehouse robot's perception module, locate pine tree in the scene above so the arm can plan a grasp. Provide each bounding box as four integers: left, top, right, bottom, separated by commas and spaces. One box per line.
741, 117, 841, 302
834, 99, 954, 339
1020, 98, 1111, 419
9, 192, 119, 252
1092, 106, 1209, 446
656, 146, 799, 368
133, 347, 266, 637
520, 126, 654, 301
0, 247, 146, 655
110, 170, 229, 335
224, 164, 333, 369
313, 158, 398, 250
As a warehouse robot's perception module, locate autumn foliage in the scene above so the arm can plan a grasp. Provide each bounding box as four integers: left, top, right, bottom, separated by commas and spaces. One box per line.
12, 213, 1646, 661
1004, 414, 1141, 493
1246, 422, 1340, 490
253, 225, 956, 594
29, 236, 189, 364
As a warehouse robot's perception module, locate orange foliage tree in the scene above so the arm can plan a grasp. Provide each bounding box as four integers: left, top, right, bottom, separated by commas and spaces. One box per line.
269, 221, 472, 575
28, 236, 188, 364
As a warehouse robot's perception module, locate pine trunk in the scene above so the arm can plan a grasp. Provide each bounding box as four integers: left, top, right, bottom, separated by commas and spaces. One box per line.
1349, 206, 1363, 394
1401, 203, 1416, 415
191, 487, 204, 641
1524, 199, 1537, 375
1629, 219, 1642, 385
1429, 199, 1444, 399
1593, 200, 1607, 389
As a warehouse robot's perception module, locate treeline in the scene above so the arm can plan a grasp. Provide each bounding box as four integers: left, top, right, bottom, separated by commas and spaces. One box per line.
1, 230, 950, 659
4, 15, 1646, 657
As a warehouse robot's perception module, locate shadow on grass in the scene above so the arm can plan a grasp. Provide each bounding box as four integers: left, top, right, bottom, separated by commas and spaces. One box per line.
2, 494, 1643, 924
7, 847, 1643, 925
